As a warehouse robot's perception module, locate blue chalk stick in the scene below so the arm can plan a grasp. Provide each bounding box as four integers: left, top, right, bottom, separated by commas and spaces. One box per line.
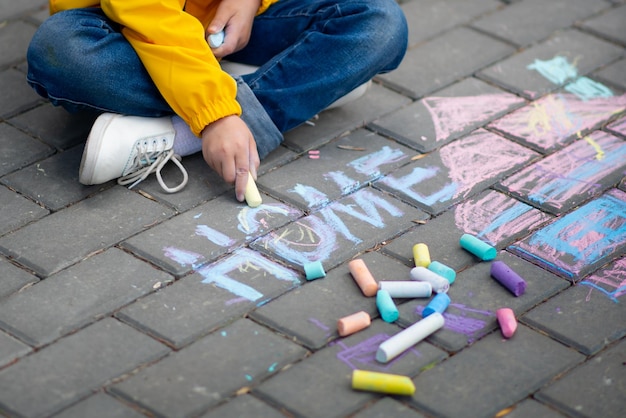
422, 293, 451, 318
376, 289, 399, 323
304, 261, 326, 280
428, 261, 456, 284
460, 234, 497, 261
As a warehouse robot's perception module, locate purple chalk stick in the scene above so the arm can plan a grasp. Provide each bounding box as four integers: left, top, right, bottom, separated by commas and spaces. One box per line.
490, 261, 526, 296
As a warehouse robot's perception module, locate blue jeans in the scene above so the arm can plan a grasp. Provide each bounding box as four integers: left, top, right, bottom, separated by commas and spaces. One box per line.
27, 0, 408, 154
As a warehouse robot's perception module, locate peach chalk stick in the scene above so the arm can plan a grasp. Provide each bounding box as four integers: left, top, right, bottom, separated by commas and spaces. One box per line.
413, 243, 431, 267
348, 259, 378, 297
244, 172, 262, 208
496, 308, 517, 338
337, 311, 371, 337
352, 370, 415, 396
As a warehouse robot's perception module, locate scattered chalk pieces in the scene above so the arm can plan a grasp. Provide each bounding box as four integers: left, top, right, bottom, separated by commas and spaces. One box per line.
459, 234, 497, 261
412, 243, 431, 267
376, 289, 399, 323
490, 261, 526, 297
409, 266, 450, 294
352, 370, 415, 395
427, 261, 456, 284
348, 259, 378, 297
303, 260, 326, 280
244, 172, 262, 208
496, 308, 517, 338
337, 311, 371, 337
376, 313, 445, 363
422, 293, 451, 318
378, 281, 432, 298
308, 150, 320, 159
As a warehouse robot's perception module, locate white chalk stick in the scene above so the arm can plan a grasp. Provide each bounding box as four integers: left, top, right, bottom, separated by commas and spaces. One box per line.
376, 313, 445, 363
378, 281, 432, 298
244, 172, 262, 208
409, 266, 450, 293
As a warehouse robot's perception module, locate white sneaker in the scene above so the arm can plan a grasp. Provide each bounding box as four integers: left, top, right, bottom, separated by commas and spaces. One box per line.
79, 113, 188, 193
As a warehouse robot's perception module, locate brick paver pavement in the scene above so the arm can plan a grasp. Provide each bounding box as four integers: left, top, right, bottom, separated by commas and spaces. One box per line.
1, 1, 625, 417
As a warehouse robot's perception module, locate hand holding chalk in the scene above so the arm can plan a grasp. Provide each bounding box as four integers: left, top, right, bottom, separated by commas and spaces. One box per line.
207, 30, 225, 48
244, 172, 262, 208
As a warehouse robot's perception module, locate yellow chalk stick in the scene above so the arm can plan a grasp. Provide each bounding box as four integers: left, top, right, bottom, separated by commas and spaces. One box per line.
413, 243, 431, 267
351, 370, 415, 395
244, 172, 262, 208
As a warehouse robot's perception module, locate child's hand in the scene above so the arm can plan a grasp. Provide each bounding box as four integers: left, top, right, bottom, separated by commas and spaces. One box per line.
207, 0, 261, 58
200, 115, 260, 202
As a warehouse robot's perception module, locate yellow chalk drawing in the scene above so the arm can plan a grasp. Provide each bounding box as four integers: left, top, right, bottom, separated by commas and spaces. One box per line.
580, 132, 605, 160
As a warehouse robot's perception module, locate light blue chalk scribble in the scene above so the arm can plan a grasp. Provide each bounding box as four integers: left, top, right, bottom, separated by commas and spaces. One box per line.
268, 362, 279, 372
290, 183, 331, 208
319, 206, 362, 244
195, 225, 237, 247
477, 203, 533, 241
163, 246, 205, 269
527, 56, 578, 85
565, 77, 614, 101
578, 281, 624, 304
348, 145, 407, 178
237, 203, 300, 235
325, 171, 362, 196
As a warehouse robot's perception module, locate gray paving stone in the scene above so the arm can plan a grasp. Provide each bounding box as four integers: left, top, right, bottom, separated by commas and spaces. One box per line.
375, 130, 538, 215
254, 319, 447, 418
0, 0, 46, 21
121, 194, 303, 277
131, 152, 232, 212
258, 129, 416, 211
0, 68, 43, 119
397, 251, 569, 352
0, 248, 173, 347
117, 248, 301, 348
0, 330, 31, 369
409, 325, 584, 417
478, 29, 624, 100
111, 318, 308, 418
352, 397, 427, 418
0, 186, 174, 277
0, 256, 38, 299
0, 184, 48, 238
251, 187, 429, 272
522, 256, 626, 355
283, 83, 411, 152
594, 58, 626, 91
369, 77, 526, 153
0, 318, 169, 418
401, 0, 500, 47
496, 131, 626, 215
0, 121, 53, 177
537, 338, 626, 418
1, 145, 108, 211
382, 189, 552, 271
471, 0, 610, 47
379, 27, 515, 99
251, 251, 413, 350
199, 395, 285, 418
510, 189, 626, 281
0, 20, 36, 69
489, 87, 626, 154
8, 104, 96, 150
580, 3, 626, 45
502, 399, 568, 418
51, 393, 146, 418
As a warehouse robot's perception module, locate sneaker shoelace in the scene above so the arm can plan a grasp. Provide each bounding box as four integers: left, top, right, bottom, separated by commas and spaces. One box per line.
117, 138, 189, 193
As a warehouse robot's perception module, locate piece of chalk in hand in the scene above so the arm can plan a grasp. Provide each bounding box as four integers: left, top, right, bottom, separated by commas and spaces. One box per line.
413, 243, 431, 267
244, 172, 262, 208
496, 308, 517, 338
460, 234, 497, 261
378, 281, 432, 298
351, 370, 415, 395
376, 312, 444, 363
348, 259, 378, 297
337, 311, 371, 337
208, 30, 225, 48
376, 289, 399, 323
490, 261, 526, 296
409, 266, 450, 293
304, 260, 326, 280
422, 293, 451, 318
427, 261, 456, 284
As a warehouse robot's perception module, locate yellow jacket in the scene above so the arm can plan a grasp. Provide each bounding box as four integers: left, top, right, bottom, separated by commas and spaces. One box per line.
49, 0, 278, 136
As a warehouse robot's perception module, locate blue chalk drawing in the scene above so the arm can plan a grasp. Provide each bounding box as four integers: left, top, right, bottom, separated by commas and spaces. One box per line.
527, 56, 578, 85
476, 203, 535, 243
236, 203, 301, 235
195, 224, 237, 247
290, 183, 331, 208
163, 247, 205, 269
565, 77, 614, 101
325, 171, 363, 196
379, 166, 457, 206
266, 216, 338, 265
348, 145, 407, 178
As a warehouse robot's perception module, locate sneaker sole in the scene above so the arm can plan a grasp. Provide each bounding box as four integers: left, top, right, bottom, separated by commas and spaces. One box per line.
79, 113, 117, 185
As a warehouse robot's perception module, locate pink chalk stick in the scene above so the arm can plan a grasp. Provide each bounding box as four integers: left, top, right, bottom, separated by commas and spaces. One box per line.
496, 308, 517, 338
490, 261, 526, 297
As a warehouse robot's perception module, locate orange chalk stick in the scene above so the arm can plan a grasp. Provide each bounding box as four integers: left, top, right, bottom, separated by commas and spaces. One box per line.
337, 311, 371, 337
496, 308, 517, 338
348, 259, 378, 297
